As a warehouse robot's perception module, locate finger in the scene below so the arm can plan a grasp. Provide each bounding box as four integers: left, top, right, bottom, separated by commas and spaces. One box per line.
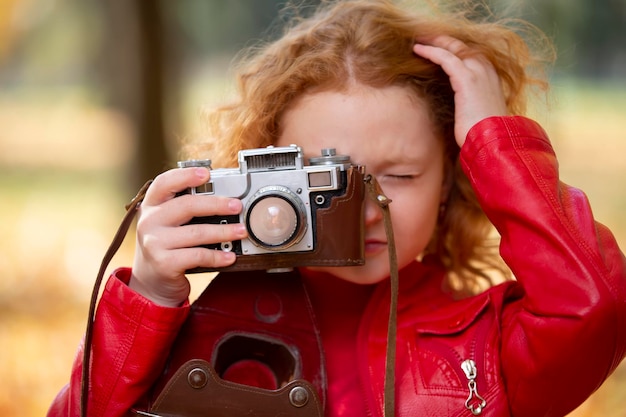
143, 167, 211, 206
156, 194, 243, 227
153, 247, 237, 273
413, 43, 468, 79
156, 222, 248, 250
144, 246, 237, 277
413, 41, 461, 63
416, 35, 470, 56
188, 246, 238, 269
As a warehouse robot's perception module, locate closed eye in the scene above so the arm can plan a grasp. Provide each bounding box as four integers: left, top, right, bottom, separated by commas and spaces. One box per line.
375, 174, 421, 189
390, 174, 415, 180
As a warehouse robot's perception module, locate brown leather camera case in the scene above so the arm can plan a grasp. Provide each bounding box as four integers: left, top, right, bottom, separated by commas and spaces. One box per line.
139, 269, 326, 417
204, 165, 366, 273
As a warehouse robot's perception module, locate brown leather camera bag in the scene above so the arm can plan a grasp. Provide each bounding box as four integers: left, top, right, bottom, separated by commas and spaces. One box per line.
135, 269, 325, 417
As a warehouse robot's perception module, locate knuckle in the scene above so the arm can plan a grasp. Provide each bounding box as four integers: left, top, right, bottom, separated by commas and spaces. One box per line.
195, 247, 233, 269
190, 247, 216, 268
187, 224, 208, 243
175, 194, 195, 214
141, 233, 159, 251
135, 211, 152, 232
189, 223, 232, 246
152, 250, 177, 272
191, 195, 233, 218
149, 171, 170, 192
221, 225, 235, 242
140, 236, 165, 265
136, 211, 162, 239
184, 248, 200, 266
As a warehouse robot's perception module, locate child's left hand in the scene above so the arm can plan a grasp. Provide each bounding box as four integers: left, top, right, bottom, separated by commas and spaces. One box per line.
413, 36, 508, 147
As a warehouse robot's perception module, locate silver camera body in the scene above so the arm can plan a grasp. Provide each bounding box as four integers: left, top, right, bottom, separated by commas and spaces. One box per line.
178, 145, 360, 263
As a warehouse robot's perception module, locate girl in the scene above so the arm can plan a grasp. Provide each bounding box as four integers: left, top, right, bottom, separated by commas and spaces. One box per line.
49, 0, 626, 416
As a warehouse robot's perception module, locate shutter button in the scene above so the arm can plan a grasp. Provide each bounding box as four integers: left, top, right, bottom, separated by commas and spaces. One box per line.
188, 367, 209, 389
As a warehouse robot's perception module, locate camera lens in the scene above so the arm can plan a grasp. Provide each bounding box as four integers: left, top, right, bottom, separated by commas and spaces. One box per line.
248, 197, 297, 245
245, 186, 307, 250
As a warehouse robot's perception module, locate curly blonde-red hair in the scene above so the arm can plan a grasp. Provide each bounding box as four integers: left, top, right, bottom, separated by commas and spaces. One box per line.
190, 0, 554, 295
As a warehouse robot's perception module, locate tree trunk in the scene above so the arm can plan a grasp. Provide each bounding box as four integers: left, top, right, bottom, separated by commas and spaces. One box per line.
101, 0, 171, 193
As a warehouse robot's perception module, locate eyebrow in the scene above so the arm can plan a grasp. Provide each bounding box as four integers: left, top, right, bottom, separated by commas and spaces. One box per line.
377, 154, 425, 169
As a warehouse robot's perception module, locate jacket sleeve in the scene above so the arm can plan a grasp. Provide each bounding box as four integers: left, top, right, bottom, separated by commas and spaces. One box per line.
460, 116, 626, 417
47, 268, 190, 417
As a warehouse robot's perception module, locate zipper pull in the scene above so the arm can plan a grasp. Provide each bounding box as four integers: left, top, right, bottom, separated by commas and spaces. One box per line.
461, 359, 487, 415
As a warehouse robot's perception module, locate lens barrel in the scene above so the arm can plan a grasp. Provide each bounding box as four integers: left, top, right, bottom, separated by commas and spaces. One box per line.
245, 186, 307, 250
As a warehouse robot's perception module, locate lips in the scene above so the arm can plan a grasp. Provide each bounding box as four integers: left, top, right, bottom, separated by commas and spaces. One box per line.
364, 238, 387, 255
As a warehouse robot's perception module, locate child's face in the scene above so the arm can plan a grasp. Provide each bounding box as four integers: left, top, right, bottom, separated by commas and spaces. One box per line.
277, 85, 448, 285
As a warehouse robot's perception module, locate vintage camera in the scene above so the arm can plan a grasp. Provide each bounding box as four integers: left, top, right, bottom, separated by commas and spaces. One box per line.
178, 144, 366, 272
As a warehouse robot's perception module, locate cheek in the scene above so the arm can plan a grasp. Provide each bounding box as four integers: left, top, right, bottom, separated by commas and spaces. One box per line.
388, 190, 441, 258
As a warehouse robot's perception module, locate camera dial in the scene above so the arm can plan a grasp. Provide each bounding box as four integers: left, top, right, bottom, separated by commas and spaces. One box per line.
177, 159, 212, 169
309, 148, 350, 167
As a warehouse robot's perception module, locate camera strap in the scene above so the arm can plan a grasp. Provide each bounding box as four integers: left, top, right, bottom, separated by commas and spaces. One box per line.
365, 174, 399, 417
80, 179, 153, 417
80, 175, 399, 417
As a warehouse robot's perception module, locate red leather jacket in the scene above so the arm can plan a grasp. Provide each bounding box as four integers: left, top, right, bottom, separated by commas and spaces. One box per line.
48, 117, 626, 417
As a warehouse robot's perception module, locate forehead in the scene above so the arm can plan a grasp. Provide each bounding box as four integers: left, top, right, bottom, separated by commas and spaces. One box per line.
277, 85, 441, 164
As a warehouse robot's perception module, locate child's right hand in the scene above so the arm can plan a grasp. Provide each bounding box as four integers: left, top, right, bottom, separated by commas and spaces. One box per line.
413, 36, 508, 147
129, 167, 248, 307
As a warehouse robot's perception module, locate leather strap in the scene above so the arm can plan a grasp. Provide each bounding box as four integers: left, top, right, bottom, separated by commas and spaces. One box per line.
80, 175, 399, 417
80, 179, 153, 417
365, 174, 398, 417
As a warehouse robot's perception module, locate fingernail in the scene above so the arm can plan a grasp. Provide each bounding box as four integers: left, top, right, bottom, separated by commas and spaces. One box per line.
234, 223, 247, 237
228, 199, 241, 211
223, 251, 236, 262
194, 167, 209, 178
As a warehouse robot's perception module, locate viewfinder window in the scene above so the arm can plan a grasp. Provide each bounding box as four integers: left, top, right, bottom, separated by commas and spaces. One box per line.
308, 171, 332, 188
196, 182, 214, 194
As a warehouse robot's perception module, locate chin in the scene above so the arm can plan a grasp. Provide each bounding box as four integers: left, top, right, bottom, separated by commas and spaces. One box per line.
304, 263, 391, 285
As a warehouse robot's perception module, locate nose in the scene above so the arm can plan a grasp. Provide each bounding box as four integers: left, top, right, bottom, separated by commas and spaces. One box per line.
364, 195, 383, 227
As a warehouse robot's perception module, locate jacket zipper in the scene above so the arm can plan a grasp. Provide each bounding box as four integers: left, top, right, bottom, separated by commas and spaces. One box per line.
424, 342, 488, 416
415, 315, 491, 416
461, 359, 487, 415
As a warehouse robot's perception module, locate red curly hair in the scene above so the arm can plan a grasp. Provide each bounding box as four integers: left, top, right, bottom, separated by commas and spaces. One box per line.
187, 0, 554, 295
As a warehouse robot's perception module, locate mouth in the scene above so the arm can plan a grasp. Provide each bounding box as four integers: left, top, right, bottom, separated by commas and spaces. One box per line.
364, 239, 387, 255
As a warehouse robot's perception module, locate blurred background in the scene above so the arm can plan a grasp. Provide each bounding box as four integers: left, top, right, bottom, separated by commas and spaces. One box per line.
0, 0, 624, 415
